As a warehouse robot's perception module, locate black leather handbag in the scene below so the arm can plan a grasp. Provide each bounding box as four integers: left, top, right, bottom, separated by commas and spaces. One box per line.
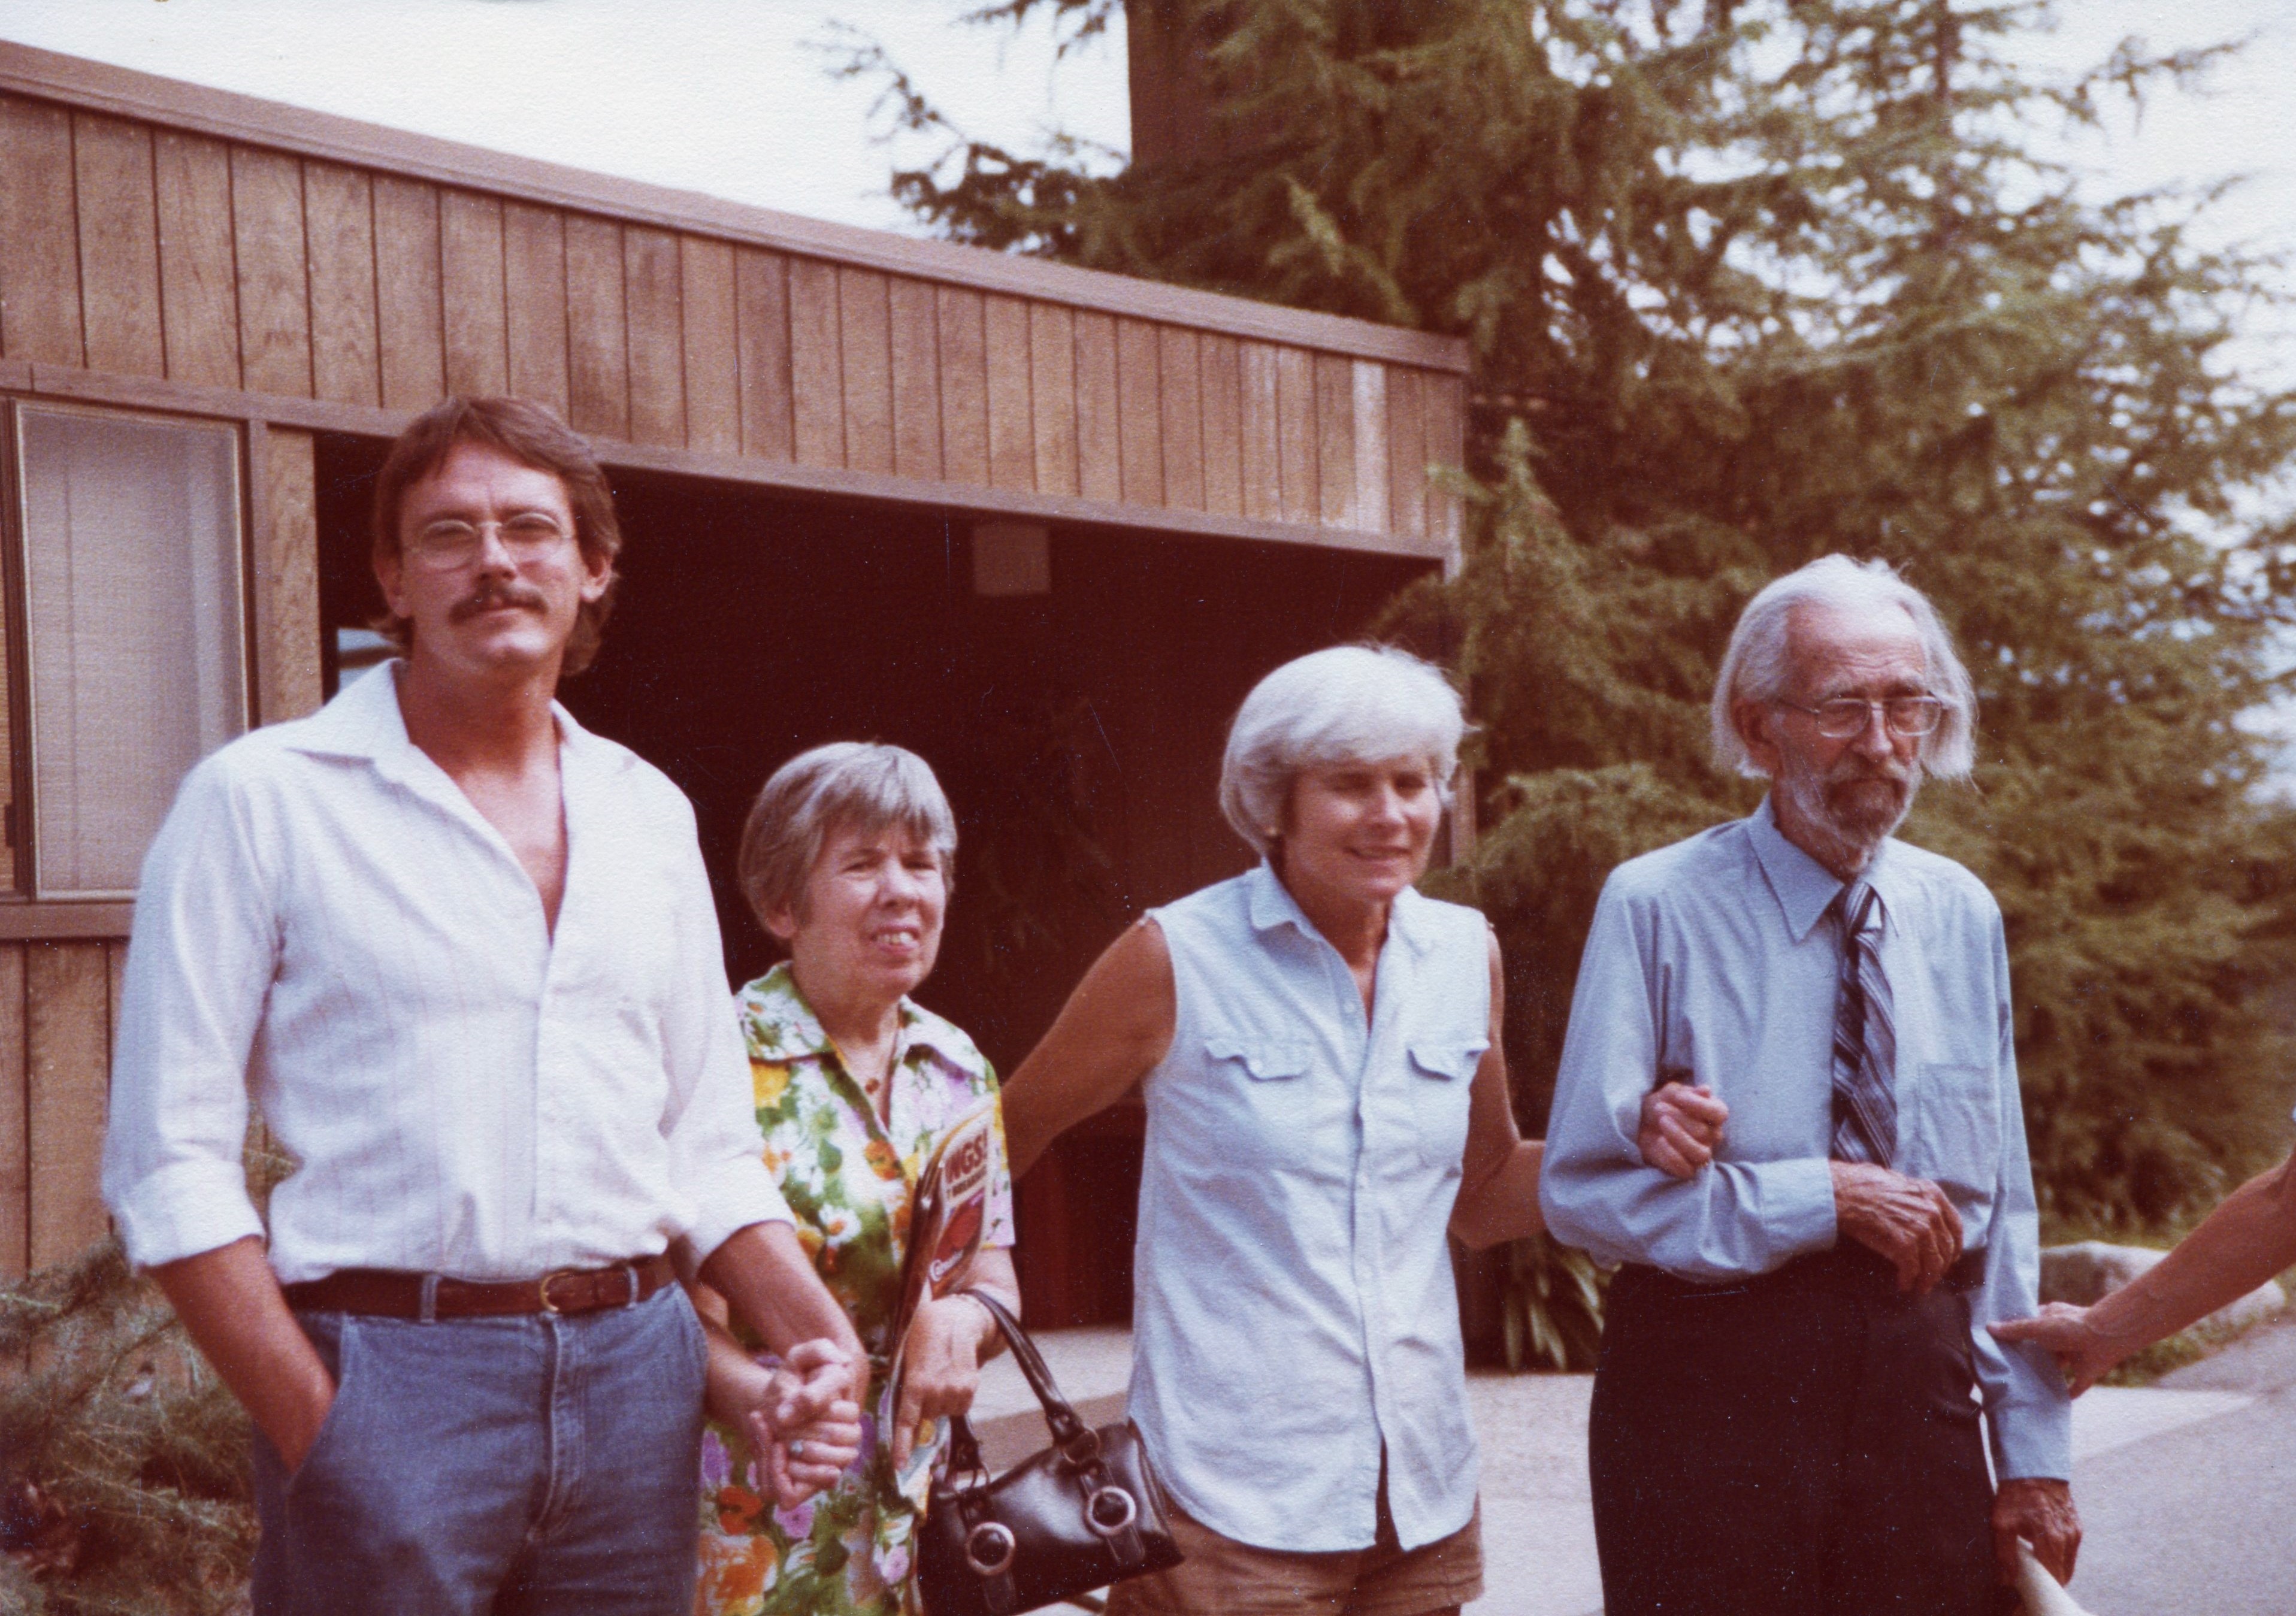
919, 1292, 1182, 1616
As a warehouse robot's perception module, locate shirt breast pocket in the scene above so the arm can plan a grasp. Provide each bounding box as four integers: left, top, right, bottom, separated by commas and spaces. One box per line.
1201, 1037, 1324, 1170
1913, 1061, 2001, 1197
1405, 1039, 1486, 1172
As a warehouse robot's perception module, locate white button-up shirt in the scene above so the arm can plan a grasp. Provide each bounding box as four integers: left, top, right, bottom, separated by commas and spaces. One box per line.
103, 663, 789, 1284
1130, 863, 1489, 1553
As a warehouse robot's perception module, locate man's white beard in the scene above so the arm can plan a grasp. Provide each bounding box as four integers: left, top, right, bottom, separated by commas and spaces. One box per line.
1777, 752, 1919, 874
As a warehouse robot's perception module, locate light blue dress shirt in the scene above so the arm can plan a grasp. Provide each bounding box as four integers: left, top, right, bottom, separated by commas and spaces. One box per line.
1539, 798, 2071, 1481
1129, 862, 1490, 1552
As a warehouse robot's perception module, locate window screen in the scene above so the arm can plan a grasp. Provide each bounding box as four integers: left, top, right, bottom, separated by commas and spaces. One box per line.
15, 405, 246, 898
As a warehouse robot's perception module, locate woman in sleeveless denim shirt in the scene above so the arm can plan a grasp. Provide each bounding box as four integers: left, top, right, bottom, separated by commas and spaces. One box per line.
999, 646, 1715, 1616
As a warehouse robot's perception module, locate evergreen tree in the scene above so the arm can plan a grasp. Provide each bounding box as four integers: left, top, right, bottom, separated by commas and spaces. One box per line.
862, 0, 2296, 1231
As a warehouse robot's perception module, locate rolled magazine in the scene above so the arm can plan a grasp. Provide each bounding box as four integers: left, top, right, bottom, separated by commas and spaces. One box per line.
882, 1097, 1000, 1506
2014, 1542, 2093, 1616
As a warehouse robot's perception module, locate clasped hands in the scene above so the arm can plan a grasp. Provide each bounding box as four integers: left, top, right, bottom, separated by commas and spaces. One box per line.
709, 1290, 1003, 1505
707, 1337, 865, 1506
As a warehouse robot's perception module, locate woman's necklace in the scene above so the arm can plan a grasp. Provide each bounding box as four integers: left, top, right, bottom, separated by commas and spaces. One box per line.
854, 1042, 896, 1123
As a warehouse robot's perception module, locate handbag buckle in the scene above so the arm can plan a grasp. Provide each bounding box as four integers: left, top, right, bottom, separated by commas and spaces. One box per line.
965, 1521, 1018, 1578
1060, 1427, 1102, 1467
1084, 1485, 1138, 1539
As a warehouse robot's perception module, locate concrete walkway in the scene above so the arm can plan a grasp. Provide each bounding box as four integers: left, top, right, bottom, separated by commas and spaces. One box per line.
981, 1323, 2296, 1616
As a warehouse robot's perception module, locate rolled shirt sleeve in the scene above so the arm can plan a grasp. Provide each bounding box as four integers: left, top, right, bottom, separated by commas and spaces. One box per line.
1539, 873, 1839, 1279
102, 755, 274, 1269
657, 824, 791, 1263
1969, 925, 2072, 1481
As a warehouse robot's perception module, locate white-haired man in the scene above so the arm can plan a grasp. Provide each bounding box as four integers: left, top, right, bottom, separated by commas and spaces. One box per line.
1541, 556, 2079, 1614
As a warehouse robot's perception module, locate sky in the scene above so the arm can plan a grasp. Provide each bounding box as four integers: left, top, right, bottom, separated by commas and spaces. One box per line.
0, 0, 2286, 294
0, 0, 1133, 233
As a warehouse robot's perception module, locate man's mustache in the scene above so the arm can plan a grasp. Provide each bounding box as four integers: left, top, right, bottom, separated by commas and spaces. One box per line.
1827, 753, 1918, 792
449, 580, 548, 623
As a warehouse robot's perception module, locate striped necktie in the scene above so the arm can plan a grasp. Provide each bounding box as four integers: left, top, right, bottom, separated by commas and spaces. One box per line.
1829, 880, 1897, 1166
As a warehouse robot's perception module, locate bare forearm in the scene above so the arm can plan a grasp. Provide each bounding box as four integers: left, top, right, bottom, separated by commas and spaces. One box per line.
960, 1248, 1020, 1361
999, 1082, 1073, 1185
2091, 1161, 2296, 1351
1002, 919, 1173, 1179
700, 1222, 864, 1363
150, 1236, 333, 1465
1451, 1139, 1545, 1248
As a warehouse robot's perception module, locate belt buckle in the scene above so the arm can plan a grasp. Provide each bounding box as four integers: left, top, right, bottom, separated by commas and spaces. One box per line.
537, 1267, 586, 1315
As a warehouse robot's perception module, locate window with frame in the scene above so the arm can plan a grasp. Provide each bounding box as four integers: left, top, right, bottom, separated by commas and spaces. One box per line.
4, 401, 249, 900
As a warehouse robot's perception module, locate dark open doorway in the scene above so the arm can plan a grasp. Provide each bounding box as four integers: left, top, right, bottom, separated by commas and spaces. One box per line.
314, 431, 1429, 1324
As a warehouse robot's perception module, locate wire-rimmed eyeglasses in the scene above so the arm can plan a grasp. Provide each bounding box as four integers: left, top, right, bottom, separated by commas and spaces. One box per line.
1774, 696, 1947, 740
406, 514, 574, 571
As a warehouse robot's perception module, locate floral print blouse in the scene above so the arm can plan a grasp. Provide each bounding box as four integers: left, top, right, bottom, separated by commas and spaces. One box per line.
695, 963, 1017, 1616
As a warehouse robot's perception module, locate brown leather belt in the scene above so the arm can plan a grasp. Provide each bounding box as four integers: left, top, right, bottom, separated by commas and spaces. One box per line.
282, 1254, 677, 1320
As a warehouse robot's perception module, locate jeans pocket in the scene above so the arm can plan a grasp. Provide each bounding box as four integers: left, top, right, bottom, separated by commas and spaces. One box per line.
286, 1315, 358, 1498
673, 1289, 710, 1389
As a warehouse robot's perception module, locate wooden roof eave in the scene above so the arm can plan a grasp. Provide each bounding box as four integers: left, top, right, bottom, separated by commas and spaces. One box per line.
0, 41, 1466, 375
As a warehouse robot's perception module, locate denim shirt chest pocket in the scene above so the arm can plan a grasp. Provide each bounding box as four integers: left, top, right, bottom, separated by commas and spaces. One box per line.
1903, 1060, 2002, 1202
1402, 1036, 1487, 1172
1202, 1035, 1344, 1172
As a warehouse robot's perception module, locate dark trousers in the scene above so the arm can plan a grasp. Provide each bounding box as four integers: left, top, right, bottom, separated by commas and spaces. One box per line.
1589, 1246, 2010, 1616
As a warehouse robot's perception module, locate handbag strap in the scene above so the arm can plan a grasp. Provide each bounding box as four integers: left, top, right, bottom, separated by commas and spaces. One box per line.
966, 1290, 1095, 1457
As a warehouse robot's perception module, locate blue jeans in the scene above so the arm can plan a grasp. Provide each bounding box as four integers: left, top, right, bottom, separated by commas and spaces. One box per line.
250, 1284, 709, 1616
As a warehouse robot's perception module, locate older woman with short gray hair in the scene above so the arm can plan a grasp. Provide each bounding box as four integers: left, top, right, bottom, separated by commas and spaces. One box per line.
1000, 646, 1711, 1616
691, 742, 1020, 1616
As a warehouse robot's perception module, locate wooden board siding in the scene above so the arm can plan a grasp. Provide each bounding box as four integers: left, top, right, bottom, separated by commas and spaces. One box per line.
0, 946, 25, 1278
1385, 364, 1427, 541
1156, 326, 1205, 513
0, 94, 84, 368
1238, 341, 1282, 523
1073, 311, 1120, 504
1314, 353, 1356, 528
254, 423, 323, 725
0, 60, 1469, 559
439, 190, 509, 398
787, 256, 841, 468
983, 295, 1034, 494
837, 267, 894, 477
881, 276, 936, 483
734, 248, 793, 461
72, 113, 164, 379
304, 162, 380, 407
1198, 334, 1241, 518
230, 146, 312, 398
562, 213, 628, 438
0, 937, 134, 1282
1027, 302, 1077, 498
373, 175, 443, 409
25, 942, 111, 1272
678, 235, 739, 456
937, 286, 988, 488
623, 226, 685, 448
503, 202, 570, 419
1115, 318, 1163, 507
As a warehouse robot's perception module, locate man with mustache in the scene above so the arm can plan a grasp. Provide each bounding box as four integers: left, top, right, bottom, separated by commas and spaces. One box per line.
1539, 556, 2079, 1614
102, 397, 863, 1614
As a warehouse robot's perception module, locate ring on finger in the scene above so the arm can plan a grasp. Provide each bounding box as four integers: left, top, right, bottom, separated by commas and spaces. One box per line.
790, 1439, 807, 1461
